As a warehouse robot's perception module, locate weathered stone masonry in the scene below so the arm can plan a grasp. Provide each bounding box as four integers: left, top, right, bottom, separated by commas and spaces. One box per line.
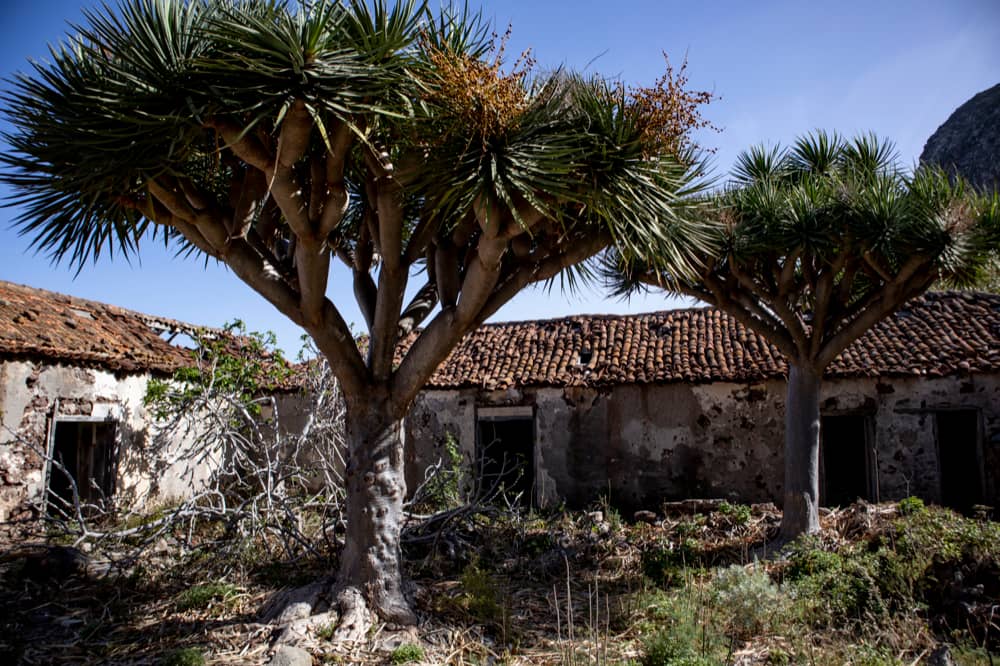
406, 374, 1000, 512
403, 292, 1000, 513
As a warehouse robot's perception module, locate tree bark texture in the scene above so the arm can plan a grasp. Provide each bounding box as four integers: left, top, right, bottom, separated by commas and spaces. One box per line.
334, 403, 415, 631
779, 363, 822, 541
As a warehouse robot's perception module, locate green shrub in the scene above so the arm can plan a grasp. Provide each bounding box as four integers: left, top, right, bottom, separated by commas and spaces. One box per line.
790, 550, 886, 625
710, 564, 788, 639
783, 536, 844, 581
460, 561, 503, 625
640, 630, 714, 666
642, 537, 705, 588
897, 496, 926, 516
421, 432, 465, 511
160, 648, 205, 666
174, 582, 238, 612
389, 643, 425, 664
316, 622, 336, 641
717, 501, 752, 527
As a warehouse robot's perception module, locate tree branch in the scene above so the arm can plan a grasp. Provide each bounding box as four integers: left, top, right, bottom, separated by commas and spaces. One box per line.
209, 118, 273, 172
369, 170, 408, 381
398, 280, 439, 336
816, 257, 935, 368
699, 271, 800, 360
390, 234, 509, 408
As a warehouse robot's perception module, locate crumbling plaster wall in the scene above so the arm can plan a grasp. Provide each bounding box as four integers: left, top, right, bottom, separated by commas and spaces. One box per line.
0, 359, 217, 523
406, 373, 1000, 511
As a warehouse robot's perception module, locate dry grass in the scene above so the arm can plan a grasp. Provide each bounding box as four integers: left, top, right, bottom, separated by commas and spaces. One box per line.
1, 500, 995, 665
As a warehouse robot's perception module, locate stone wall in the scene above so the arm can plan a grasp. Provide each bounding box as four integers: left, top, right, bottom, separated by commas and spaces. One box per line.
406, 373, 1000, 512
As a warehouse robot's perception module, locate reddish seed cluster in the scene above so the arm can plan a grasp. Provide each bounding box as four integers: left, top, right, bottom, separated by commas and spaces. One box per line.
424, 26, 536, 144
624, 54, 718, 158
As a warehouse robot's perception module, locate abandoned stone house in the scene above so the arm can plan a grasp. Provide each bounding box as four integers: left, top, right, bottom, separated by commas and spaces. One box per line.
0, 280, 224, 523
405, 291, 1000, 514
2, 278, 998, 524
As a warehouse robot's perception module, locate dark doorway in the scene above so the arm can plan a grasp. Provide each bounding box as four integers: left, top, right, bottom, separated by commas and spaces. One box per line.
936, 410, 983, 512
477, 415, 534, 507
820, 415, 872, 507
48, 420, 117, 515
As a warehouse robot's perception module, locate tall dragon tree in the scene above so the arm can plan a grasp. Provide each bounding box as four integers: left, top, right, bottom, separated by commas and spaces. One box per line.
612, 131, 999, 541
1, 0, 713, 632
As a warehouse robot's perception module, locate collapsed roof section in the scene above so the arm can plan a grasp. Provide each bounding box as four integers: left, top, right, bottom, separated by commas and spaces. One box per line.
0, 280, 212, 374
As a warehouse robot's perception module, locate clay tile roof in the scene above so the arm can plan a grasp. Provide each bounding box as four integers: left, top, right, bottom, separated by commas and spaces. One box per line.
0, 280, 204, 374
421, 291, 1000, 390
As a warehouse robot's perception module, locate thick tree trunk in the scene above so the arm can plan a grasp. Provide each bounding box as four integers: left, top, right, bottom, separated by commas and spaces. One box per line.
333, 403, 415, 637
779, 363, 823, 541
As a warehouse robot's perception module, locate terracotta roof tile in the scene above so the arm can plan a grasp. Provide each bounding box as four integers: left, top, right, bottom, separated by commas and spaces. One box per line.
419, 292, 1000, 390
0, 280, 200, 374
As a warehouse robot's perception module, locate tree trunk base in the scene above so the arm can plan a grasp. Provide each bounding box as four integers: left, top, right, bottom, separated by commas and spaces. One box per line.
260, 579, 416, 647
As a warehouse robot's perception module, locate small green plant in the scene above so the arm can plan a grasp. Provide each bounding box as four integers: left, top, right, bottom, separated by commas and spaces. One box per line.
389, 643, 425, 664
316, 622, 336, 641
717, 501, 751, 527
640, 629, 714, 666
897, 496, 926, 516
710, 563, 788, 639
785, 544, 886, 625
420, 432, 466, 511
174, 582, 238, 612
160, 648, 205, 666
767, 647, 791, 665
461, 560, 503, 625
641, 540, 682, 588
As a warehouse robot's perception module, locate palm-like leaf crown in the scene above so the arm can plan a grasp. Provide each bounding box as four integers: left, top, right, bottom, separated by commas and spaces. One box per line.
1, 0, 717, 404
610, 130, 999, 368
2, 0, 711, 266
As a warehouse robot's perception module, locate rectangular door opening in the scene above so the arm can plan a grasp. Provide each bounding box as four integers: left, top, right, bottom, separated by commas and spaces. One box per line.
936, 409, 983, 513
820, 414, 873, 507
476, 413, 535, 507
48, 420, 117, 515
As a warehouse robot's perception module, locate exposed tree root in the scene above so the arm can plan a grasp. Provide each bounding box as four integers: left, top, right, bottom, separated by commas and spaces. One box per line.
331, 586, 372, 642
261, 579, 415, 647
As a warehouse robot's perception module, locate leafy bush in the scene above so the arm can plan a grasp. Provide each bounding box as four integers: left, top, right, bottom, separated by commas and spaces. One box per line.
642, 537, 705, 588
787, 546, 887, 625
641, 630, 714, 666
897, 496, 926, 516
717, 501, 752, 527
710, 564, 788, 639
418, 432, 465, 512
389, 643, 425, 664
460, 561, 503, 625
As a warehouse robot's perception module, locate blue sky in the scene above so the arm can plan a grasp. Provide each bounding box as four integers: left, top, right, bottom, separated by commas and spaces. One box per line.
1, 0, 998, 353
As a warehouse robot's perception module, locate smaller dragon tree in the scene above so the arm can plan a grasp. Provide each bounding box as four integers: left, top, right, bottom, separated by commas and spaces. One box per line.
611, 131, 1000, 541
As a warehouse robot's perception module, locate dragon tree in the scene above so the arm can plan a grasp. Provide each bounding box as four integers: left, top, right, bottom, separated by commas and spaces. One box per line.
1, 0, 714, 633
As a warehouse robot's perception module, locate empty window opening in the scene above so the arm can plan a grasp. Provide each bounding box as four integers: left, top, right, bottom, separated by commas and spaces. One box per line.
47, 420, 117, 515
935, 410, 983, 513
476, 411, 535, 507
820, 414, 873, 507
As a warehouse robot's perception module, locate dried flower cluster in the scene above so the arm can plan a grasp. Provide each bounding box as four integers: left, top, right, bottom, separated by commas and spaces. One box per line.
424, 27, 536, 143
625, 54, 718, 158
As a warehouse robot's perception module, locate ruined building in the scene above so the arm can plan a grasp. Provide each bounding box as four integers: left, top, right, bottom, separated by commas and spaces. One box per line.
0, 280, 216, 522
2, 279, 998, 523
405, 292, 1000, 513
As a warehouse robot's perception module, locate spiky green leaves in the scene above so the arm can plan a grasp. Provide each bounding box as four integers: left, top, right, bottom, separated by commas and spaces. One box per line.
2, 0, 714, 291
717, 131, 996, 291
